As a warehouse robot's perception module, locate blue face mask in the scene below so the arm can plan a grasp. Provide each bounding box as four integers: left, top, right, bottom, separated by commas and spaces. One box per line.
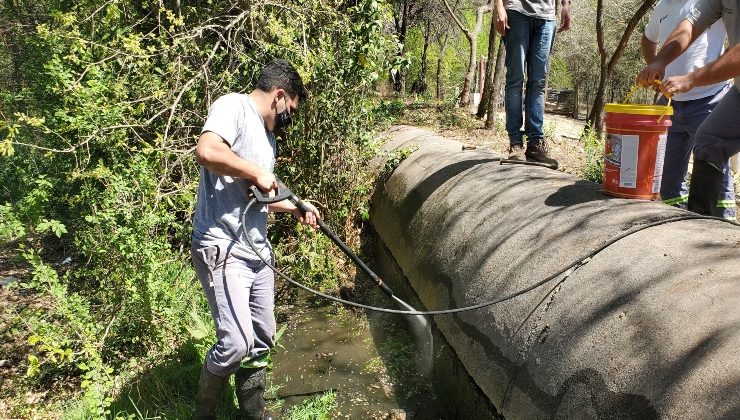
274, 97, 293, 134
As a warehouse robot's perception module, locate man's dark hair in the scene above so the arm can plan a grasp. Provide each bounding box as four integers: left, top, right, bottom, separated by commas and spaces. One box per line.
256, 59, 308, 104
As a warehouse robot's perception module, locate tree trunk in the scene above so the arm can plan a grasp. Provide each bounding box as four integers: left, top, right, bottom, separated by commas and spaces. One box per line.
588, 66, 609, 133
460, 33, 477, 107
572, 80, 580, 119
477, 15, 498, 118
587, 0, 658, 133
442, 0, 491, 107
486, 37, 506, 129
412, 18, 431, 94
436, 31, 451, 100
545, 1, 561, 105
392, 0, 412, 93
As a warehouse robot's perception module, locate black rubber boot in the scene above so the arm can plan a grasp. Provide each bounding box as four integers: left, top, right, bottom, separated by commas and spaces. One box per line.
525, 140, 559, 169
235, 367, 273, 420
193, 363, 229, 420
688, 160, 724, 216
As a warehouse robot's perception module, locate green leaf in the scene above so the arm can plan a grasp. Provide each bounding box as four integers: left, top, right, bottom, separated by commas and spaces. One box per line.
26, 355, 40, 378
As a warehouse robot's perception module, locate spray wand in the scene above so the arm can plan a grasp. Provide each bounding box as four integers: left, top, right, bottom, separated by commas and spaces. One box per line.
248, 181, 395, 298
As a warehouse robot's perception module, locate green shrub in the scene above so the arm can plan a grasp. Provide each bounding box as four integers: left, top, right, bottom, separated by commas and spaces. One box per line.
373, 99, 406, 126
581, 126, 605, 183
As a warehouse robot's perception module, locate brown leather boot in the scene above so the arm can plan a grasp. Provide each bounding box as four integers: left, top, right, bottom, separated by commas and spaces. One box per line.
525, 141, 559, 169
507, 144, 525, 161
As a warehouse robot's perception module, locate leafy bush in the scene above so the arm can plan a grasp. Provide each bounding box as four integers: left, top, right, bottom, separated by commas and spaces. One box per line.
0, 0, 399, 416
373, 99, 406, 127
0, 203, 25, 240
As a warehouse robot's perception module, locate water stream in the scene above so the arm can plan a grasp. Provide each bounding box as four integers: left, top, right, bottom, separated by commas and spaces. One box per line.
391, 296, 434, 377
270, 301, 444, 419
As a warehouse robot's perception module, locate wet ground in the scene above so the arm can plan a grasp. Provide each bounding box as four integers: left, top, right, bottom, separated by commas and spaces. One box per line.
271, 299, 445, 419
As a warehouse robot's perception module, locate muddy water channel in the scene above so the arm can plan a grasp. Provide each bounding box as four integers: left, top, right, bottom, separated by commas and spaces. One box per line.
270, 296, 445, 419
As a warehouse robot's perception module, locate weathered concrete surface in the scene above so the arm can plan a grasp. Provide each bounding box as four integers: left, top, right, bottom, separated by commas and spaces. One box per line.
371, 126, 740, 419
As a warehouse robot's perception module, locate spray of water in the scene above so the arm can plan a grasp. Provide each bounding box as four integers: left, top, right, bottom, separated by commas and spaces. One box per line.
392, 296, 434, 377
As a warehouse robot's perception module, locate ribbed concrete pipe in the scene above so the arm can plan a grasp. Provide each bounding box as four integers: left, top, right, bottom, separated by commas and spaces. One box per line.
371, 126, 740, 419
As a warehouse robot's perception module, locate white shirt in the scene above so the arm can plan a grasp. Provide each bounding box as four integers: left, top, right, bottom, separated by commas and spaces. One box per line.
645, 0, 728, 101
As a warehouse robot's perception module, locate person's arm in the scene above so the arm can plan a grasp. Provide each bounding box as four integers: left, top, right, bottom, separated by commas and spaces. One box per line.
663, 44, 740, 94
494, 0, 508, 35
268, 199, 320, 228
559, 0, 572, 33
638, 0, 723, 87
195, 132, 319, 227
195, 131, 277, 191
641, 34, 659, 64
641, 9, 660, 64
637, 19, 705, 86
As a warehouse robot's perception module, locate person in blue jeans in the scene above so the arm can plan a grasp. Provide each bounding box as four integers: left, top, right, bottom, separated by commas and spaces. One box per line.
641, 0, 735, 220
494, 0, 572, 168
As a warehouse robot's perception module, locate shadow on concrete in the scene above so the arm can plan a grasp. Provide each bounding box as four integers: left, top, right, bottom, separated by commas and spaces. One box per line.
395, 157, 501, 230
544, 181, 608, 207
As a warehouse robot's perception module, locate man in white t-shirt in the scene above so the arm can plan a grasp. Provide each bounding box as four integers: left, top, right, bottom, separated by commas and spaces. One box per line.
638, 0, 740, 217
641, 0, 735, 219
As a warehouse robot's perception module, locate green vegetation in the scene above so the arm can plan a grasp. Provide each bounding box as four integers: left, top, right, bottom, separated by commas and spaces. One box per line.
363, 321, 431, 401
0, 0, 400, 417
581, 126, 605, 183
285, 390, 338, 420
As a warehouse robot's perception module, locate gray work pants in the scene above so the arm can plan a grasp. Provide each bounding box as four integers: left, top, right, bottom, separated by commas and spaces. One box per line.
192, 242, 276, 378
694, 85, 740, 173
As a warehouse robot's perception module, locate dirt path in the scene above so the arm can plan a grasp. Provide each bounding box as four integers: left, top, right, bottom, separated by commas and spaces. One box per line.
398, 103, 590, 177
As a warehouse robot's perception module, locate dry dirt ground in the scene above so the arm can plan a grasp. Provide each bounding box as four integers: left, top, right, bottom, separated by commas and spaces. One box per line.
398, 101, 590, 177
0, 241, 40, 416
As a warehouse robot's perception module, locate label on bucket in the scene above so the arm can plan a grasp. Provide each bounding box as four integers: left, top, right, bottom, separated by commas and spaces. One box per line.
609, 134, 640, 188
652, 134, 667, 193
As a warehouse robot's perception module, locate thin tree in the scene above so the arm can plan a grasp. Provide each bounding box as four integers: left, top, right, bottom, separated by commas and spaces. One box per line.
485, 37, 506, 129
476, 11, 498, 118
435, 28, 452, 99
442, 0, 492, 107
390, 0, 420, 93
587, 0, 658, 133
411, 17, 432, 94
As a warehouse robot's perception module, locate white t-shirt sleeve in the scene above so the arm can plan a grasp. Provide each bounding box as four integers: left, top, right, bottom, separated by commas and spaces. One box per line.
644, 10, 660, 43
687, 0, 723, 33
201, 94, 242, 147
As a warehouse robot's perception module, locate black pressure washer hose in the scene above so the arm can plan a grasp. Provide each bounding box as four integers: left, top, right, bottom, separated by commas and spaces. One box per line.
243, 181, 739, 316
